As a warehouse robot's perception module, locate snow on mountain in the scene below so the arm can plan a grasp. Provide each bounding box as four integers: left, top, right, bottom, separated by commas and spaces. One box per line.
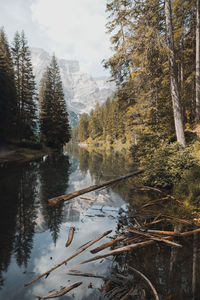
31, 48, 115, 126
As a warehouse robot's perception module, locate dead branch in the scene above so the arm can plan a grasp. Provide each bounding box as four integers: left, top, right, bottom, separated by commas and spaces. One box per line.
140, 197, 170, 209
127, 228, 182, 247
24, 230, 112, 287
36, 281, 82, 299
65, 227, 75, 247
181, 228, 200, 236
81, 240, 155, 264
67, 271, 107, 280
91, 235, 126, 254
48, 170, 144, 205
147, 230, 181, 236
127, 266, 159, 300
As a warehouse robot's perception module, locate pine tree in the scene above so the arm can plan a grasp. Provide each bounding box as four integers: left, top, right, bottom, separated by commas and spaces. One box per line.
0, 28, 17, 142
12, 31, 37, 141
39, 55, 71, 151
78, 113, 89, 142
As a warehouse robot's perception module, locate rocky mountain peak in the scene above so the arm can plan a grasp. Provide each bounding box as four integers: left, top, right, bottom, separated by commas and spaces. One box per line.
31, 48, 115, 126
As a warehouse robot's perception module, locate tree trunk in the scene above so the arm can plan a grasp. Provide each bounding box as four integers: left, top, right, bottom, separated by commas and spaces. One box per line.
165, 0, 186, 147
196, 0, 200, 121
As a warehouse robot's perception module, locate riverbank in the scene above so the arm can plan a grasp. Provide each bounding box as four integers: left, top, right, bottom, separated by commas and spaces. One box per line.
0, 143, 47, 164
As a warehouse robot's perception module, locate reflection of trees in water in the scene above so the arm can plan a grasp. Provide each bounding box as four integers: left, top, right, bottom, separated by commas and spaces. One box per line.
14, 162, 38, 268
39, 155, 70, 244
103, 208, 200, 300
0, 162, 38, 287
77, 147, 137, 201
78, 148, 89, 175
0, 165, 20, 288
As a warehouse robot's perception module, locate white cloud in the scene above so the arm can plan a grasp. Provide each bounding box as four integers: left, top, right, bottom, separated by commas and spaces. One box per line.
31, 0, 112, 75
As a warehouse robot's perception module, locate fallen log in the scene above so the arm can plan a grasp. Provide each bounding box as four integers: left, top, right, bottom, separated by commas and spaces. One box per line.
180, 228, 200, 236
65, 227, 75, 247
144, 218, 166, 227
81, 240, 155, 264
140, 197, 170, 209
127, 228, 182, 247
67, 271, 107, 280
147, 229, 181, 236
127, 266, 159, 300
163, 215, 193, 225
24, 230, 112, 287
90, 235, 126, 254
48, 170, 144, 205
36, 281, 82, 299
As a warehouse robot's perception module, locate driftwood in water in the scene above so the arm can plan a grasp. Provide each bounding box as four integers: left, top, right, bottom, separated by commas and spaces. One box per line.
67, 271, 107, 280
65, 227, 75, 247
140, 197, 170, 209
90, 235, 126, 254
147, 229, 181, 236
81, 240, 155, 264
127, 266, 159, 300
24, 230, 112, 287
181, 228, 200, 236
36, 281, 82, 299
164, 215, 193, 225
127, 228, 182, 248
48, 170, 143, 205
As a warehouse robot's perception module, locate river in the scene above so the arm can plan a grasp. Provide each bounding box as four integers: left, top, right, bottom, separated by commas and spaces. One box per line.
0, 146, 199, 299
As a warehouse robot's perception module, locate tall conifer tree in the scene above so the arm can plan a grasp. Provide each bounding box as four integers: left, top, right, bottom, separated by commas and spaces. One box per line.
39, 55, 71, 151
0, 27, 17, 142
12, 31, 37, 141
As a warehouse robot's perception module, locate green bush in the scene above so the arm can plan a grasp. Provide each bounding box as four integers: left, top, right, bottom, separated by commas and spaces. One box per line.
136, 139, 197, 188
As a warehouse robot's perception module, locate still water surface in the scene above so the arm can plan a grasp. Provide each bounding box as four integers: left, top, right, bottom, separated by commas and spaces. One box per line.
0, 147, 200, 299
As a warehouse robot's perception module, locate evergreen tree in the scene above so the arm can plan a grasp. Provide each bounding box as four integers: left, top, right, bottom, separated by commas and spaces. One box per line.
39, 55, 71, 151
0, 28, 17, 142
12, 31, 37, 141
78, 113, 89, 142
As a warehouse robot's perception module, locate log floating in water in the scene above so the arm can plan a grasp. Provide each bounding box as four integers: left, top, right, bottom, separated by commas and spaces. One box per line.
48, 170, 144, 205
24, 230, 112, 287
127, 228, 182, 247
67, 271, 107, 280
90, 235, 126, 254
180, 228, 200, 236
147, 229, 181, 236
65, 227, 75, 247
81, 240, 155, 264
36, 281, 82, 299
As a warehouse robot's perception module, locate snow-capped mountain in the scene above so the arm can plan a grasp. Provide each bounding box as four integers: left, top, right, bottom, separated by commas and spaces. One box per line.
31, 48, 115, 126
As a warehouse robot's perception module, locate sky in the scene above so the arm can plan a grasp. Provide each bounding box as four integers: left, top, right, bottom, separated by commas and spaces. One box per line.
0, 0, 112, 77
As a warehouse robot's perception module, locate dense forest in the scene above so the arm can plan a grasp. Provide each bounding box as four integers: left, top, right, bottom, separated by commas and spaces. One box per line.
0, 28, 71, 152
78, 0, 200, 150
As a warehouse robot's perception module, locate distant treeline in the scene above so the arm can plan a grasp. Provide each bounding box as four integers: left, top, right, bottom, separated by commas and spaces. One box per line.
0, 28, 70, 150
77, 0, 200, 148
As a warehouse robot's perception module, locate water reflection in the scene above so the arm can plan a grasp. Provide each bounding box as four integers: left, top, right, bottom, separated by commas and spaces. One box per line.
0, 146, 200, 299
39, 155, 70, 244
0, 162, 39, 285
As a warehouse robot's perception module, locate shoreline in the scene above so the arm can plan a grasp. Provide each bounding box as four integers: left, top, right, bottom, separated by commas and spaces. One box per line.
0, 145, 47, 164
